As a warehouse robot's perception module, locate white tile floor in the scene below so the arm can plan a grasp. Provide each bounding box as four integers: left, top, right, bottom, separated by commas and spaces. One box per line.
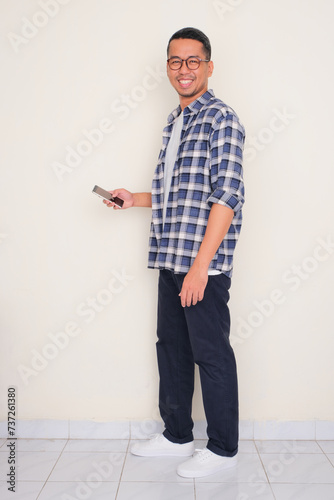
0, 438, 334, 499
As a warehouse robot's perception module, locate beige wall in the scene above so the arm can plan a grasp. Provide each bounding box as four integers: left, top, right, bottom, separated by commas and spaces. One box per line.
1, 0, 333, 424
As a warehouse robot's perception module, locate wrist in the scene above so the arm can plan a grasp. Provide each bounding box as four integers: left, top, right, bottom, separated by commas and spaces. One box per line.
191, 257, 210, 273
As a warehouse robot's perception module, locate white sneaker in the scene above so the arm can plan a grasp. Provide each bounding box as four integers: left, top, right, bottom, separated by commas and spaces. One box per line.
177, 448, 238, 478
130, 434, 194, 457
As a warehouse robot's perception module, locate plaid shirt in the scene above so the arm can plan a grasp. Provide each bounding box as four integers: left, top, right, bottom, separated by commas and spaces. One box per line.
148, 89, 245, 277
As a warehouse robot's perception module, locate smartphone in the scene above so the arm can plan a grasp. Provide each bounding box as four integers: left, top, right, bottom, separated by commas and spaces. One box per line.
92, 185, 124, 208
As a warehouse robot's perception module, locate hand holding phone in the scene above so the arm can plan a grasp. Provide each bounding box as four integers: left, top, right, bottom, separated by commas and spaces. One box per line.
92, 185, 124, 208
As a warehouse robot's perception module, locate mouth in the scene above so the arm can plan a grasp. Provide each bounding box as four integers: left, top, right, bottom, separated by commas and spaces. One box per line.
177, 78, 194, 89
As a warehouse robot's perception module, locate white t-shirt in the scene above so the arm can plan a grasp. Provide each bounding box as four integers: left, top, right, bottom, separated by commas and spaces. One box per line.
162, 111, 222, 276
163, 111, 184, 225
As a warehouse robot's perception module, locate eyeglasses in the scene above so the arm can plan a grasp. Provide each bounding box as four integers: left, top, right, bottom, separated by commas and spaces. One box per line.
167, 56, 210, 71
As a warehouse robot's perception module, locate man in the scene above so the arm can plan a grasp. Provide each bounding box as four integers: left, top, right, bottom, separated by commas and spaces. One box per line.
104, 27, 245, 478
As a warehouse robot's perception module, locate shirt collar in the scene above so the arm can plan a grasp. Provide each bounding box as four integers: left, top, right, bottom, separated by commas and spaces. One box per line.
167, 89, 215, 124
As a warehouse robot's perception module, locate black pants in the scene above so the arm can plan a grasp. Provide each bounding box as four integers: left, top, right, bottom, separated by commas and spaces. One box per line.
156, 269, 238, 457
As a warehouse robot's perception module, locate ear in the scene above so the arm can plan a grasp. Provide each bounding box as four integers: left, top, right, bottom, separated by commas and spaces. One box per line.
208, 60, 214, 77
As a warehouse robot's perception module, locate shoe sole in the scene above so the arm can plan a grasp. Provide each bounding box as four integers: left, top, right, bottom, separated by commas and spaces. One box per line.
177, 456, 238, 478
131, 448, 194, 458
130, 446, 195, 458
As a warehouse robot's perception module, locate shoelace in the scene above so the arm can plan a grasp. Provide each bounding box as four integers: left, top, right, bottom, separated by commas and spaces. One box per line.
149, 433, 164, 441
194, 448, 213, 461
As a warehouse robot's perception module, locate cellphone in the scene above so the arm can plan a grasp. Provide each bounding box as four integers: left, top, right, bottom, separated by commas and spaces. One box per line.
92, 185, 124, 208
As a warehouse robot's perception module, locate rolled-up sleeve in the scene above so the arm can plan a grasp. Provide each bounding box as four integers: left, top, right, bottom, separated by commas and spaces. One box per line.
207, 112, 245, 213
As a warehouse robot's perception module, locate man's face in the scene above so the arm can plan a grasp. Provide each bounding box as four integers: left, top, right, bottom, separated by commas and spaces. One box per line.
167, 38, 214, 109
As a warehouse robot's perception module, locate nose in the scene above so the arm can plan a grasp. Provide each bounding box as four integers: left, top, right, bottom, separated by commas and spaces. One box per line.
179, 59, 190, 73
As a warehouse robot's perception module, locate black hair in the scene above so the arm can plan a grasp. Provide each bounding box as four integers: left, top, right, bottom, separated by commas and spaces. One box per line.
167, 27, 211, 60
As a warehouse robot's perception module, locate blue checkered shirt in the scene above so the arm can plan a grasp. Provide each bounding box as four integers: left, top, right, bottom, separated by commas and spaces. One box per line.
148, 89, 245, 277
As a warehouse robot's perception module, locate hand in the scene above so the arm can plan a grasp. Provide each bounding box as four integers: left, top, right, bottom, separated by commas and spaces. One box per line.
179, 264, 208, 307
103, 188, 134, 210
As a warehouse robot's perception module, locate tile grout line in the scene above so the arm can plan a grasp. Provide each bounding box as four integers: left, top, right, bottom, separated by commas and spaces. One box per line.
4, 438, 334, 498
35, 437, 69, 499
254, 438, 277, 499
316, 440, 334, 468
323, 452, 334, 469
114, 435, 131, 499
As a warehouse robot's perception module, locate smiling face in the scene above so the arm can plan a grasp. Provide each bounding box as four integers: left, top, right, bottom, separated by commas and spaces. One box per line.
167, 38, 214, 110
